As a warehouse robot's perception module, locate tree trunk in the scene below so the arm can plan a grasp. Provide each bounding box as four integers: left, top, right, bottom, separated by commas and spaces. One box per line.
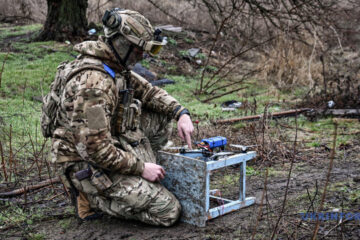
37, 0, 88, 42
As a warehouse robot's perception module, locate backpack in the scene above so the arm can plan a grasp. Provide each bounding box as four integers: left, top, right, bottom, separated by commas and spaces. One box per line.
41, 61, 111, 138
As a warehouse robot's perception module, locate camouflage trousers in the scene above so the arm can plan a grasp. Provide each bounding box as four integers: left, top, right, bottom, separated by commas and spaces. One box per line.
66, 110, 181, 226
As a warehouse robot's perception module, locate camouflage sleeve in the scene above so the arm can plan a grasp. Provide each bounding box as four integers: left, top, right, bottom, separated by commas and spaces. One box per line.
130, 71, 185, 120
68, 70, 144, 175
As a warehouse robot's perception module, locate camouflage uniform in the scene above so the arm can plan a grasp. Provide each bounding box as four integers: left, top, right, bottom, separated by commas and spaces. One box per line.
51, 37, 184, 226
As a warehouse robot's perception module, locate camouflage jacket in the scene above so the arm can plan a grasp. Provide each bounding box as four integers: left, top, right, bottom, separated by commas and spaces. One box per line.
51, 36, 185, 175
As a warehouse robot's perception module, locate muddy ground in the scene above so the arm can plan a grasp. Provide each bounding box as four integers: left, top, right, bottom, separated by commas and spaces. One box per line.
1, 124, 359, 240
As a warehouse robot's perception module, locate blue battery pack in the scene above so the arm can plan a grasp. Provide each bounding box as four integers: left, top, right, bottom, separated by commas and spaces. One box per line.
201, 136, 227, 149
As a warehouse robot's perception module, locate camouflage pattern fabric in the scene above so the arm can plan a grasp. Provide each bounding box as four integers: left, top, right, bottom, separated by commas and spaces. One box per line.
64, 109, 180, 226
51, 36, 184, 226
64, 109, 180, 225
103, 9, 154, 42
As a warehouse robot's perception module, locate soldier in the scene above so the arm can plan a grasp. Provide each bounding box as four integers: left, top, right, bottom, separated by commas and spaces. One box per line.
46, 8, 194, 226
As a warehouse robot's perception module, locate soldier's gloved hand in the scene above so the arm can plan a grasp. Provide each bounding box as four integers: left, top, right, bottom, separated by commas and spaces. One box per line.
177, 114, 194, 149
142, 162, 165, 182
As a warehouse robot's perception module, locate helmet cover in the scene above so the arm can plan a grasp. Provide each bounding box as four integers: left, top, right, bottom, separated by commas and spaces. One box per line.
103, 9, 166, 55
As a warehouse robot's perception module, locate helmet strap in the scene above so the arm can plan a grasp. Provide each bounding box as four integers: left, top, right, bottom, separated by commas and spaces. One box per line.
123, 44, 134, 66
106, 36, 130, 71
105, 36, 134, 87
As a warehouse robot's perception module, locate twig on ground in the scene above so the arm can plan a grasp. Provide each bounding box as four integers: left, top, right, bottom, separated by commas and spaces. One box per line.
0, 177, 60, 198
311, 122, 338, 240
23, 186, 28, 208
59, 176, 70, 198
28, 132, 42, 180
321, 219, 350, 239
216, 109, 309, 124
45, 158, 55, 194
9, 124, 13, 181
46, 192, 65, 201
291, 181, 319, 238
0, 141, 7, 181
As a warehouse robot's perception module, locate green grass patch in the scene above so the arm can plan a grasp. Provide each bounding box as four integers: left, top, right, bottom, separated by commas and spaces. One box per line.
168, 37, 177, 46
28, 233, 46, 240
205, 65, 218, 72
195, 53, 206, 60
286, 116, 360, 148
0, 204, 46, 229
163, 75, 249, 121
58, 218, 73, 230
247, 166, 260, 176
184, 37, 194, 44
0, 24, 42, 41
178, 50, 188, 58
0, 98, 45, 159
288, 181, 358, 212
0, 44, 74, 99
0, 29, 74, 161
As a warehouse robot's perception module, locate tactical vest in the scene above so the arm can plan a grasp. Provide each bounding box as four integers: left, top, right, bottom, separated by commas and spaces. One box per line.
110, 71, 154, 164
47, 57, 156, 165
41, 57, 115, 138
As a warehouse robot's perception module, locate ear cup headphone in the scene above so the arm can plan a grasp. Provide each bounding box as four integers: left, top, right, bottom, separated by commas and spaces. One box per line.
102, 8, 122, 29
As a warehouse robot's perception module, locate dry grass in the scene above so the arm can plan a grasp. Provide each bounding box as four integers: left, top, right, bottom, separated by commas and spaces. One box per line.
105, 0, 213, 31
258, 33, 323, 91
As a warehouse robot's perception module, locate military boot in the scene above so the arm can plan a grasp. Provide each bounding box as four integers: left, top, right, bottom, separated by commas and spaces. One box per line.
77, 191, 102, 221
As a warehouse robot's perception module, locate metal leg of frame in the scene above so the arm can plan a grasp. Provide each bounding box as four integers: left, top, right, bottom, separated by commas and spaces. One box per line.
208, 197, 256, 220
239, 161, 246, 201
205, 170, 210, 212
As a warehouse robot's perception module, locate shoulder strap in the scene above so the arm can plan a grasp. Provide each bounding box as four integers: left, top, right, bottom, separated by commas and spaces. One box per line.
65, 65, 111, 82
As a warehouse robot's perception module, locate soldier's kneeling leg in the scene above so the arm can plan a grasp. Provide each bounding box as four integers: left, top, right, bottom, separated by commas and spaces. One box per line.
139, 182, 181, 226
103, 174, 181, 226
69, 163, 181, 226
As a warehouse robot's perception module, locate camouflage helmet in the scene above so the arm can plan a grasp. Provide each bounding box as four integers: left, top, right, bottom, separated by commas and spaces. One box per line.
102, 8, 166, 56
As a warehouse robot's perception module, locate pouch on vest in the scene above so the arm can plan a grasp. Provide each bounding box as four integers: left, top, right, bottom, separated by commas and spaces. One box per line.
113, 95, 142, 134
41, 61, 68, 138
90, 166, 113, 192
127, 99, 142, 130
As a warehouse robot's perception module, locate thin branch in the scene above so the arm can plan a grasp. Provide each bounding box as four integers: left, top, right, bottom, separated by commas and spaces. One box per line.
271, 110, 299, 239
202, 86, 247, 103
207, 68, 259, 94
0, 141, 7, 181
203, 37, 275, 91
251, 167, 269, 240
146, 0, 188, 24
87, 0, 112, 14
9, 125, 13, 181
198, 8, 235, 94
291, 181, 319, 239
312, 122, 338, 240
